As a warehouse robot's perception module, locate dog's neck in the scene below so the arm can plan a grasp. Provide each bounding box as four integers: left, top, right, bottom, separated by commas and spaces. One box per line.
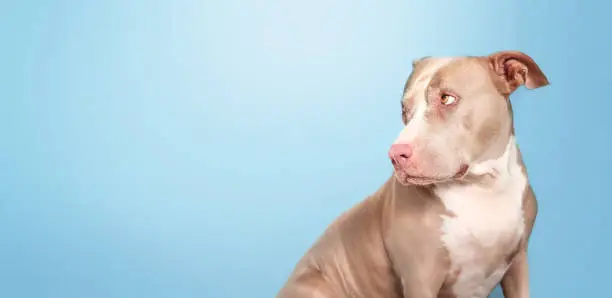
438, 136, 526, 194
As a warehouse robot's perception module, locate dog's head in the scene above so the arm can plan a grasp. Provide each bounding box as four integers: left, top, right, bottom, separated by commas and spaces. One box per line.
389, 51, 549, 185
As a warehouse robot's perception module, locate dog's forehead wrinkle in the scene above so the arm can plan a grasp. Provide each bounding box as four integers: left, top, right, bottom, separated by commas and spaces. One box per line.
404, 57, 456, 100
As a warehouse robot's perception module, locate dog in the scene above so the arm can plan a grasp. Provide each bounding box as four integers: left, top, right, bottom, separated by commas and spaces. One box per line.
275, 50, 549, 298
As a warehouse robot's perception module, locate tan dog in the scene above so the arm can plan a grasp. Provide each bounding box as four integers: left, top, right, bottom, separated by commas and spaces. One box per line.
275, 51, 549, 298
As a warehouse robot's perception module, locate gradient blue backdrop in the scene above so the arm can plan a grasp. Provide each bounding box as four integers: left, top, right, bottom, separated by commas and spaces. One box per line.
2, 0, 609, 297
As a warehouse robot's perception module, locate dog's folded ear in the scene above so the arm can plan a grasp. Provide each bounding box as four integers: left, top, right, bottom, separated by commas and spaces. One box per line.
487, 51, 550, 95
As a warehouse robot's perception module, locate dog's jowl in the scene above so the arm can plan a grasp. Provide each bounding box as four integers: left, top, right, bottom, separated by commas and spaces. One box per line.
276, 51, 549, 298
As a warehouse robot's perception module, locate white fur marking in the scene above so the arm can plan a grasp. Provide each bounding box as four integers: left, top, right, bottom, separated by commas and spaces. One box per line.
394, 58, 454, 145
436, 137, 527, 298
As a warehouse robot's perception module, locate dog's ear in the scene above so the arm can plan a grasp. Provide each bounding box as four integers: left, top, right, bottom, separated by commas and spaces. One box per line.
488, 51, 550, 95
412, 56, 431, 68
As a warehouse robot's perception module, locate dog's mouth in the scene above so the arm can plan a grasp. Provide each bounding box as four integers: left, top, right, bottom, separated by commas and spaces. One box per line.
394, 164, 469, 186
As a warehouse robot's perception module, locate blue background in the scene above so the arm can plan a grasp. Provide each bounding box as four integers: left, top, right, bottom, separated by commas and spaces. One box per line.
1, 0, 609, 297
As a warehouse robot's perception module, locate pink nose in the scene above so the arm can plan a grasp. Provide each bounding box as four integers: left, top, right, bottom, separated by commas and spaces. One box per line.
388, 144, 413, 168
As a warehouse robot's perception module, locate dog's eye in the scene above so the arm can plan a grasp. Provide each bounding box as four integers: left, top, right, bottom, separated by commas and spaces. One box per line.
440, 93, 457, 105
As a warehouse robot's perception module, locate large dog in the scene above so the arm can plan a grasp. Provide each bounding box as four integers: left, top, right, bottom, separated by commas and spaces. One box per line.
276, 51, 549, 298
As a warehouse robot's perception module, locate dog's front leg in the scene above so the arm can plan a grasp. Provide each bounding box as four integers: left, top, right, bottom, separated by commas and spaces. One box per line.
386, 230, 447, 298
500, 249, 530, 298
398, 273, 442, 298
501, 186, 538, 298
385, 197, 450, 298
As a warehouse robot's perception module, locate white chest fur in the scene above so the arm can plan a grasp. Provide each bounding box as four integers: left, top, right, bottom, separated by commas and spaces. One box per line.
435, 139, 527, 298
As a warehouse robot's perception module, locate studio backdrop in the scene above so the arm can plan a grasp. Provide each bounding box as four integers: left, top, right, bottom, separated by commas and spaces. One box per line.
1, 0, 610, 297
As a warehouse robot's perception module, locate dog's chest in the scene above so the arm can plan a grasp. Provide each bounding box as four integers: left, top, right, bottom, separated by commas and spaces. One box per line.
436, 181, 526, 298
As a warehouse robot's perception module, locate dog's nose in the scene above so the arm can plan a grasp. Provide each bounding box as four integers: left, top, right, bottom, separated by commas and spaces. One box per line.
388, 144, 413, 167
